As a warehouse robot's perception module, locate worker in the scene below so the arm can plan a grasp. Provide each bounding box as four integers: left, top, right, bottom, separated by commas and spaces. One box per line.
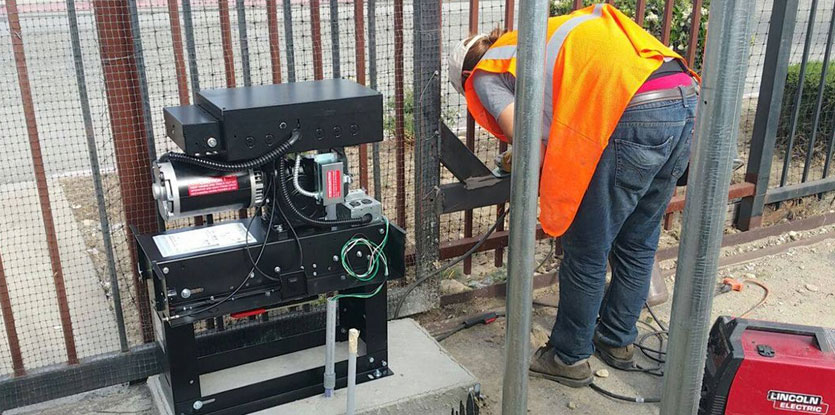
448, 4, 698, 387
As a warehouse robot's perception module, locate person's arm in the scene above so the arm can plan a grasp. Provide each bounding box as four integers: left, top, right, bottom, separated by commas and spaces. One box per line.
471, 71, 516, 141
496, 103, 514, 142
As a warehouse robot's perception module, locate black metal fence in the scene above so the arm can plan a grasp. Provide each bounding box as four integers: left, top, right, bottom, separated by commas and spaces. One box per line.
0, 0, 833, 411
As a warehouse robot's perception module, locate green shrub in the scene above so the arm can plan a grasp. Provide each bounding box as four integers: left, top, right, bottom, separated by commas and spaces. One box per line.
549, 0, 710, 70
384, 88, 458, 144
776, 61, 835, 159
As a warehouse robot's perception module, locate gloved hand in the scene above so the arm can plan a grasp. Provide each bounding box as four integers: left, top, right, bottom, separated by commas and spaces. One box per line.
494, 149, 512, 173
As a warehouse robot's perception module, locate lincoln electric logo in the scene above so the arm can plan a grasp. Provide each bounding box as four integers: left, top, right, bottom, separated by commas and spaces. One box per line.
768, 390, 830, 414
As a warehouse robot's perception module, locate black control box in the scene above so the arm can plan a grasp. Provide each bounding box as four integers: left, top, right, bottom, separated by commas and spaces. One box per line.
163, 79, 384, 161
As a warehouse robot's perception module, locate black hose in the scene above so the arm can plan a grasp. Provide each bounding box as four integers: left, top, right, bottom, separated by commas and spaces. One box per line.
276, 158, 370, 228
589, 383, 660, 403
166, 129, 301, 171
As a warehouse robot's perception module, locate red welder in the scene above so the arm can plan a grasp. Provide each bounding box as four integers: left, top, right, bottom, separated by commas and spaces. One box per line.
699, 316, 835, 415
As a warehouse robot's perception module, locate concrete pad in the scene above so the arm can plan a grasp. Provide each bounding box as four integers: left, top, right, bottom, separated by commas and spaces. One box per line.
149, 319, 479, 415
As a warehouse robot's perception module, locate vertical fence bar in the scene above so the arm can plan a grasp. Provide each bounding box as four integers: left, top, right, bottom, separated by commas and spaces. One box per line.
355, 0, 369, 190
736, 1, 797, 230
495, 0, 514, 268
68, 0, 130, 352
660, 1, 753, 413
237, 0, 252, 86
394, 0, 406, 228
803, 7, 835, 183
501, 0, 548, 408
283, 0, 297, 82
413, 0, 442, 309
572, 0, 583, 11
0, 253, 24, 376
312, 0, 325, 80
685, 0, 703, 67
781, 1, 818, 187
331, 0, 341, 78
182, 0, 201, 99
7, 0, 79, 363
826, 113, 835, 178
463, 0, 479, 275
267, 0, 283, 84
167, 0, 191, 104
634, 0, 646, 26
219, 0, 238, 87
127, 0, 158, 169
93, 0, 158, 344
368, 0, 381, 199
661, 0, 674, 45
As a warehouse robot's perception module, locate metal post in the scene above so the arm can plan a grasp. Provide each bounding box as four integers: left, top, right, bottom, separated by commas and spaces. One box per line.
368, 0, 381, 199
323, 298, 337, 397
330, 0, 341, 78
660, 1, 754, 414
266, 0, 283, 84
500, 0, 548, 411
311, 0, 325, 80
68, 0, 130, 352
167, 0, 191, 104
127, 0, 157, 164
0, 252, 24, 376
355, 0, 369, 189
219, 0, 237, 87
236, 0, 252, 86
736, 0, 799, 231
282, 0, 297, 82
803, 6, 835, 183
685, 0, 703, 67
182, 0, 201, 98
394, 0, 406, 228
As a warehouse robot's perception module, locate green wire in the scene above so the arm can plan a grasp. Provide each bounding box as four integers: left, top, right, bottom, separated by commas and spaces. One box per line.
331, 217, 390, 302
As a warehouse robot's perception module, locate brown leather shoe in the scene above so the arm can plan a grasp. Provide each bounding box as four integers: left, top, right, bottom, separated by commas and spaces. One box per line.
529, 345, 593, 388
593, 335, 636, 370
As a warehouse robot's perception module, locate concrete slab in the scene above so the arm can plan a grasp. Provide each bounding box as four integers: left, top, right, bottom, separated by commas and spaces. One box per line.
149, 319, 478, 415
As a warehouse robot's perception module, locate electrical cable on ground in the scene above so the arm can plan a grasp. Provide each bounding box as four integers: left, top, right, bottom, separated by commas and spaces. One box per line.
394, 208, 509, 318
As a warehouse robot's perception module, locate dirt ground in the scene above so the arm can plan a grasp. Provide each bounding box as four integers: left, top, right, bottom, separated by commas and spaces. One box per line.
10, 222, 835, 415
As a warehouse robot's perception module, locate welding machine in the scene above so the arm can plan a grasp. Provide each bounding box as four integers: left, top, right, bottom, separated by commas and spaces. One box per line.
699, 316, 835, 415
134, 79, 405, 415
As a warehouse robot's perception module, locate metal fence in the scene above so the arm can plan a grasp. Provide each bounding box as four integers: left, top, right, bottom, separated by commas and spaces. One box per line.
0, 0, 833, 410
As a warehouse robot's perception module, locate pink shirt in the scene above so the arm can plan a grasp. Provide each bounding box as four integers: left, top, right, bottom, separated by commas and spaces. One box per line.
635, 72, 693, 95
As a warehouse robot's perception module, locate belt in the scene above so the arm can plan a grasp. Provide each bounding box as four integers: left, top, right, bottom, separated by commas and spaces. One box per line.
627, 82, 699, 109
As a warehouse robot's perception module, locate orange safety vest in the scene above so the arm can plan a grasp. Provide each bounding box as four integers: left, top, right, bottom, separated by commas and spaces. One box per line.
465, 4, 697, 237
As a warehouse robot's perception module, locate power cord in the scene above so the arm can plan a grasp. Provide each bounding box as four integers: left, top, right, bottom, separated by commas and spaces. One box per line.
393, 208, 509, 318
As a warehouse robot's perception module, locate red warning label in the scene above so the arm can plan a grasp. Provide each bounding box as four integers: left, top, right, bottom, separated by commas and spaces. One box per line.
327, 169, 342, 199
188, 175, 239, 196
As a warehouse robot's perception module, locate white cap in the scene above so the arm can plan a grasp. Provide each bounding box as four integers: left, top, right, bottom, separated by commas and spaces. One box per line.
448, 33, 487, 95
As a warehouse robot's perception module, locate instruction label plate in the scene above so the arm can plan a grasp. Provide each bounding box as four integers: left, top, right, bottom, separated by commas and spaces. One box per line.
153, 222, 256, 258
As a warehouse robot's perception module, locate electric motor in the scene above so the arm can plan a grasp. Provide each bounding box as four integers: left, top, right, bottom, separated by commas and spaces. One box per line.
152, 160, 265, 220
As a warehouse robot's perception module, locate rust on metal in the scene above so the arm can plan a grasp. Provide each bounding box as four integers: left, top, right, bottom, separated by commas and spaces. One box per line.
0, 252, 25, 376
218, 0, 237, 87
635, 0, 646, 25
572, 0, 583, 10
685, 0, 703, 67
167, 0, 190, 105
92, 0, 158, 343
311, 0, 324, 80
267, 0, 283, 84
504, 0, 514, 30
666, 182, 755, 214
394, 0, 406, 228
7, 0, 79, 364
355, 0, 369, 190
661, 0, 674, 45
463, 0, 479, 275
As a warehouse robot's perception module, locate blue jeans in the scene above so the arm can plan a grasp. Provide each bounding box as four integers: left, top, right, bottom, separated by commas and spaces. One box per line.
550, 93, 697, 364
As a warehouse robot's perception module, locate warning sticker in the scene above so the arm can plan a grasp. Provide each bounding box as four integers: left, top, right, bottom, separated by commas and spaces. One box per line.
327, 169, 342, 199
187, 175, 239, 196
153, 222, 256, 257
768, 390, 830, 414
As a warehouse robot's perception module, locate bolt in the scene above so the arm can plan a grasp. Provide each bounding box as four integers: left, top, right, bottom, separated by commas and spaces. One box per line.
312, 263, 317, 269
279, 121, 287, 129
274, 266, 281, 273
248, 272, 255, 279
379, 228, 385, 234
340, 275, 347, 281
368, 357, 375, 363
189, 379, 194, 384
180, 288, 192, 299
162, 267, 169, 274
193, 400, 203, 410
206, 137, 218, 148
312, 272, 318, 277
265, 291, 271, 297
300, 265, 305, 270
367, 374, 374, 380
382, 360, 388, 367
374, 369, 382, 378
333, 255, 339, 262
356, 250, 363, 258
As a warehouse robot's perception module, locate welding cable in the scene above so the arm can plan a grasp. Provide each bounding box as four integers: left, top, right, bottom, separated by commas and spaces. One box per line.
588, 383, 660, 404
393, 208, 509, 318
166, 129, 301, 172
277, 159, 371, 228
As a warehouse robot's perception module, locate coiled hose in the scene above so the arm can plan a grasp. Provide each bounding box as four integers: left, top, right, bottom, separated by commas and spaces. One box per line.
166, 129, 301, 171
277, 160, 370, 228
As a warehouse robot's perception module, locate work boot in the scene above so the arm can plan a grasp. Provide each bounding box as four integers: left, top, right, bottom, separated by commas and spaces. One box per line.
529, 344, 593, 388
593, 334, 636, 370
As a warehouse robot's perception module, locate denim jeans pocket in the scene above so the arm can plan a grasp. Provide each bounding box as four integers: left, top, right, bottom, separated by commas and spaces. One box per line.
615, 135, 674, 192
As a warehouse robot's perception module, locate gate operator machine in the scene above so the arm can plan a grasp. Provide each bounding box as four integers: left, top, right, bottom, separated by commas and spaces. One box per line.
134, 79, 405, 415
699, 317, 835, 415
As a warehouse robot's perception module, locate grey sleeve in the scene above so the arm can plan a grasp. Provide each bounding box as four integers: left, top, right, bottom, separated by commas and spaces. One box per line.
471, 71, 516, 120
